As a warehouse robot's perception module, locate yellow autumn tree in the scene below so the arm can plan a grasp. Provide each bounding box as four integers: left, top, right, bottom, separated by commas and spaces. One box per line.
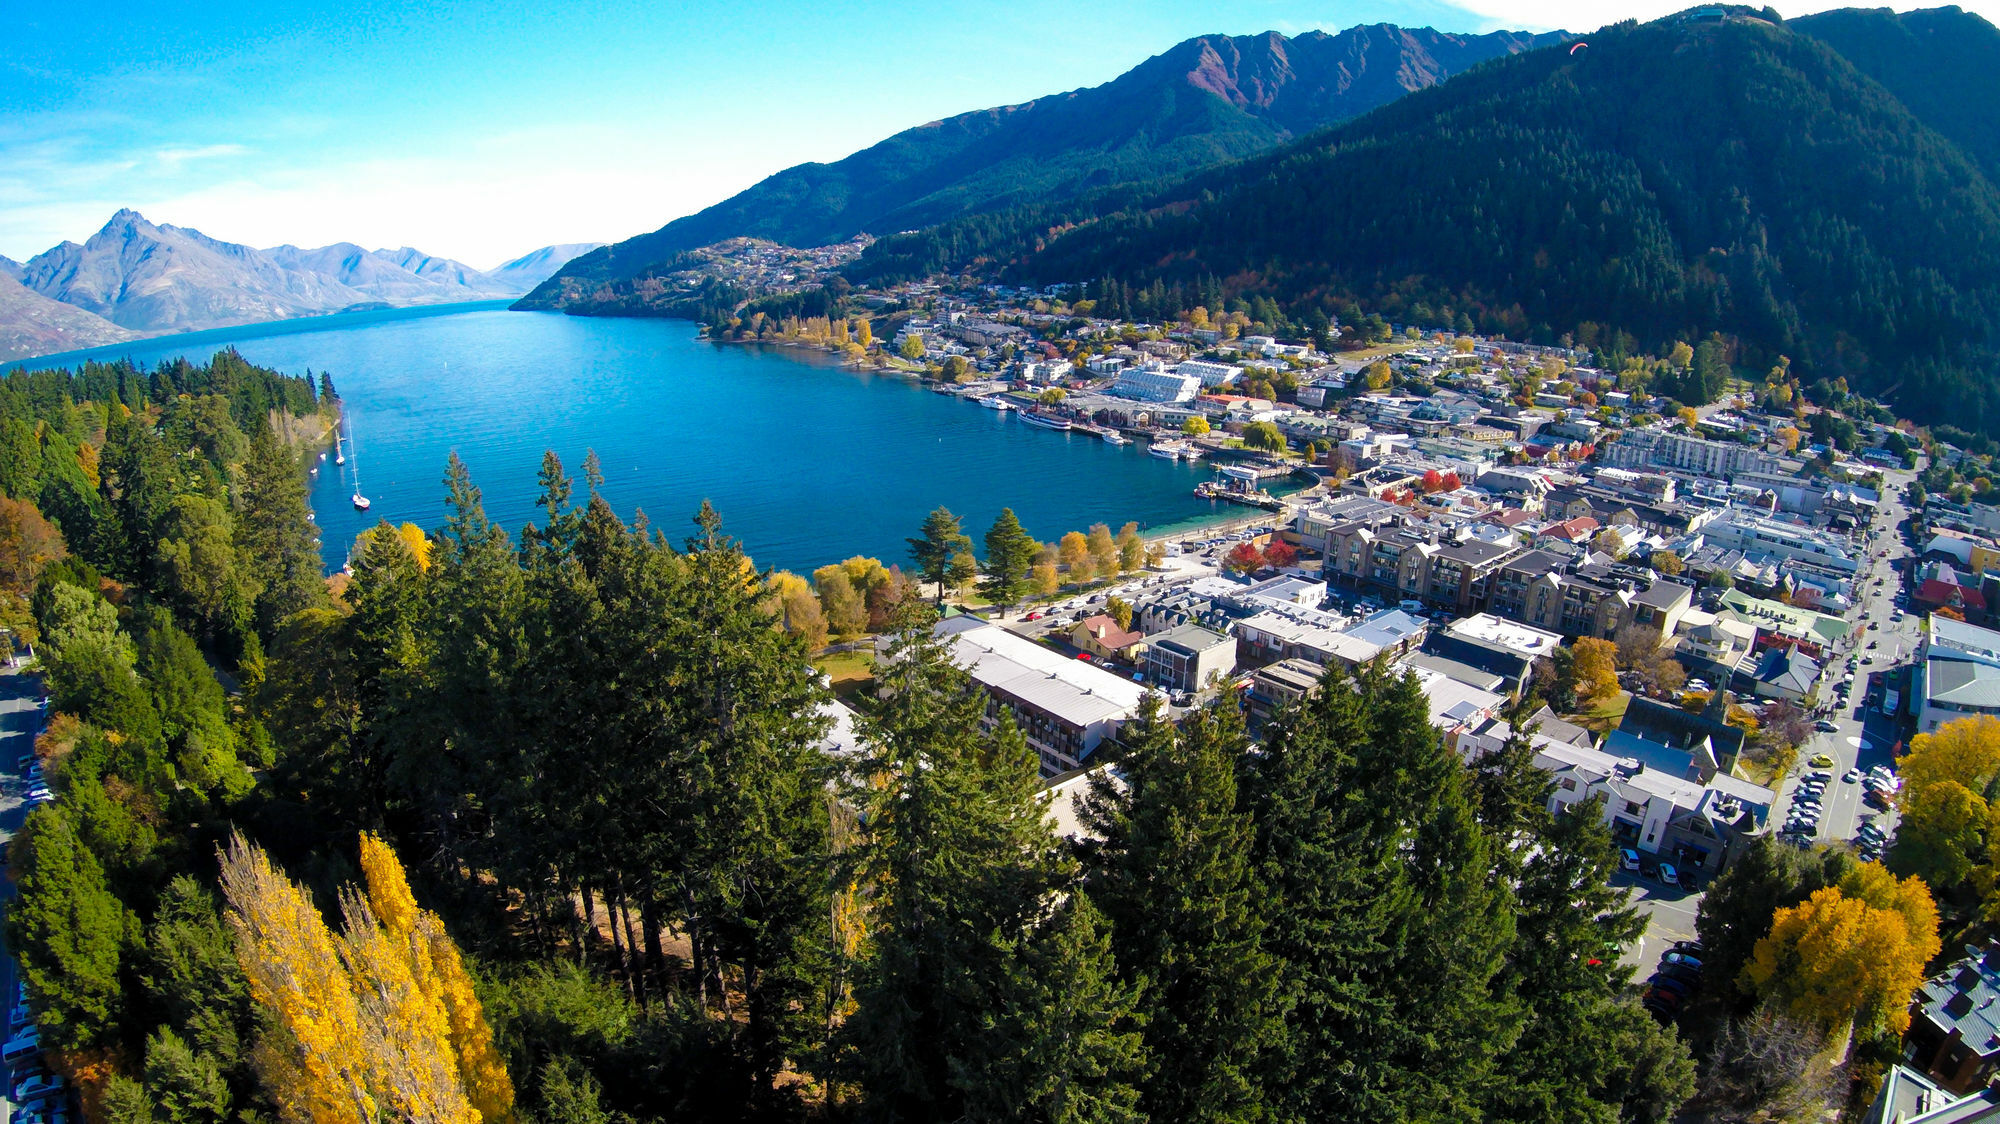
360, 833, 515, 1124
1902, 715, 2000, 797
1744, 863, 1940, 1035
218, 834, 381, 1124
1571, 637, 1621, 705
357, 522, 433, 572
338, 889, 474, 1124
223, 833, 513, 1124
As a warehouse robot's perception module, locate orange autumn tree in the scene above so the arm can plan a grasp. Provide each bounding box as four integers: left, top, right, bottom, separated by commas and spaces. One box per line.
220, 833, 514, 1124
1743, 862, 1940, 1035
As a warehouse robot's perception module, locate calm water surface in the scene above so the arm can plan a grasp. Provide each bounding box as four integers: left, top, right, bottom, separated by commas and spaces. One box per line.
17, 305, 1246, 574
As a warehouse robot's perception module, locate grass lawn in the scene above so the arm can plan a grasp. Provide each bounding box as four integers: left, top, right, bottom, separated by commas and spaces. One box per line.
814, 649, 876, 701
1574, 690, 1633, 736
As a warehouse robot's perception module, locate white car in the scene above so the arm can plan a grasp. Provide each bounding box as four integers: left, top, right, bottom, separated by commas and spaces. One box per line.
1843, 768, 1862, 783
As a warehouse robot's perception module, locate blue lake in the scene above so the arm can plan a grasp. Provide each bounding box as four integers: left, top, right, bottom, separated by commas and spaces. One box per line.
13, 304, 1246, 574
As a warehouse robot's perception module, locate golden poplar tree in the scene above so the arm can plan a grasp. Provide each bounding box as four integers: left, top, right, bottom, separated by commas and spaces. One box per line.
218, 834, 379, 1124
224, 833, 515, 1124
338, 890, 475, 1124
360, 833, 515, 1124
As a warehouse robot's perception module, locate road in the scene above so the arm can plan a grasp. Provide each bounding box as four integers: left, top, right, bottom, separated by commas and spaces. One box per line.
1627, 466, 1918, 974
1766, 467, 1917, 851
0, 658, 40, 1119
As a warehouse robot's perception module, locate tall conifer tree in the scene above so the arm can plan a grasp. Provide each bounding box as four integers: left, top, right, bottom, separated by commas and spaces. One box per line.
842, 601, 1140, 1122
1082, 698, 1279, 1124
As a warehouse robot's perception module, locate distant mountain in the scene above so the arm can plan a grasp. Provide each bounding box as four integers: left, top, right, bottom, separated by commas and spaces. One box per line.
3, 211, 579, 352
261, 242, 507, 305
1011, 12, 2000, 432
22, 210, 381, 333
0, 273, 137, 361
483, 243, 604, 292
519, 24, 1561, 311
1793, 5, 2000, 181
371, 246, 515, 293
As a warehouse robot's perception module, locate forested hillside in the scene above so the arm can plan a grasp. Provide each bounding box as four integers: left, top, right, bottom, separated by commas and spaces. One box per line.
893, 14, 2000, 434
0, 351, 1697, 1121
520, 24, 1559, 313
1793, 5, 2000, 182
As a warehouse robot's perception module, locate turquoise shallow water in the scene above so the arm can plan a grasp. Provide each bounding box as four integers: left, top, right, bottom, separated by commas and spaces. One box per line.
12, 306, 1237, 574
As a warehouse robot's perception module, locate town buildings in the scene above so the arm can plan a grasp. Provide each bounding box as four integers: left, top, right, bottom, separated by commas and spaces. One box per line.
934, 616, 1147, 777
1903, 944, 2000, 1096
1915, 614, 2000, 734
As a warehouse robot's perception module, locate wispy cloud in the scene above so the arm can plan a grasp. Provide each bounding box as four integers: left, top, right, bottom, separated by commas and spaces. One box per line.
152, 143, 250, 170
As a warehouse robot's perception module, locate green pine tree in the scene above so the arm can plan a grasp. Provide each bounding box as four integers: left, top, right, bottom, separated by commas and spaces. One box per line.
1082, 698, 1280, 1124
1242, 662, 1521, 1121
235, 420, 326, 637
1485, 795, 1694, 1123
908, 505, 974, 604
7, 807, 133, 1048
841, 600, 1142, 1122
979, 508, 1038, 617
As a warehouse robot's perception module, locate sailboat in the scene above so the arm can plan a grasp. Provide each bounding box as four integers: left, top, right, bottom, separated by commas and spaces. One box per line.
344, 422, 371, 510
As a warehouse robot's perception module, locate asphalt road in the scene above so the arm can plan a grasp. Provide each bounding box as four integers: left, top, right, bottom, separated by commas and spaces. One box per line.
1626, 467, 1918, 974
0, 658, 44, 1118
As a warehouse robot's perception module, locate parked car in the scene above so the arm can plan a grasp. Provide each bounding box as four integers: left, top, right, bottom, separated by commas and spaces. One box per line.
1677, 866, 1699, 891
1648, 973, 1694, 998
1619, 848, 1641, 873
1656, 962, 1702, 987
1662, 950, 1704, 971
2, 1025, 38, 1063
1657, 862, 1681, 887
11, 1070, 63, 1104
1671, 940, 1707, 956
1809, 753, 1835, 768
1844, 768, 1862, 783
1815, 720, 1838, 732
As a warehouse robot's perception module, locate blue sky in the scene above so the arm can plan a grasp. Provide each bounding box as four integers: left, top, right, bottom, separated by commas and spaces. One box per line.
2, 0, 1984, 268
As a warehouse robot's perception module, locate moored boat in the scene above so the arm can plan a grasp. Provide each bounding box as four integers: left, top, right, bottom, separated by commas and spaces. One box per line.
1018, 410, 1072, 431
977, 395, 1016, 411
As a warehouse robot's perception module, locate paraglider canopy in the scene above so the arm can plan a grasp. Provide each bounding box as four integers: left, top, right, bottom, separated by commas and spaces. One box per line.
1569, 41, 1588, 54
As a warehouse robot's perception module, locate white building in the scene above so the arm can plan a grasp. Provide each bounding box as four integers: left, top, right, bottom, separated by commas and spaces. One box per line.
1175, 359, 1244, 388
1699, 512, 1861, 575
1112, 365, 1201, 404
1915, 614, 2000, 734
935, 616, 1148, 777
1602, 427, 1776, 477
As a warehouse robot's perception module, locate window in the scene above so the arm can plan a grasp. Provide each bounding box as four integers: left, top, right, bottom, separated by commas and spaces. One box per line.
1559, 778, 1578, 791
1624, 800, 1644, 816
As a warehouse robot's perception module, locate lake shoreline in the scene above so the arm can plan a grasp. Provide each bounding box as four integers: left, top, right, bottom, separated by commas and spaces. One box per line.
44, 307, 1239, 577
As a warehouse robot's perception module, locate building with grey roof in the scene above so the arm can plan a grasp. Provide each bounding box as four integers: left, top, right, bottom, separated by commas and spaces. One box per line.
1917, 615, 2000, 734
1908, 944, 2000, 1095
1863, 1066, 2000, 1124
1143, 623, 1237, 694
934, 616, 1148, 778
1246, 658, 1326, 729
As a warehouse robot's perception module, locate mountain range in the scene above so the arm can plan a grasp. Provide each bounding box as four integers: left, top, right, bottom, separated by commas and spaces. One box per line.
517, 5, 2000, 435
519, 24, 1563, 310
0, 211, 603, 362
993, 6, 2000, 431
